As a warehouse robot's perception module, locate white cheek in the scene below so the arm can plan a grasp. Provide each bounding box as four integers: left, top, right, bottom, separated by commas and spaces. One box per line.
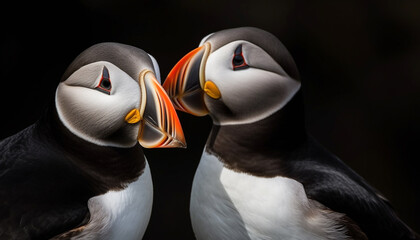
205, 46, 301, 126
56, 64, 141, 147
64, 65, 101, 88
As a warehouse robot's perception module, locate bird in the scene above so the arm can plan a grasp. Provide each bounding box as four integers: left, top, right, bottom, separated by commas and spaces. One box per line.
0, 42, 185, 240
163, 27, 418, 240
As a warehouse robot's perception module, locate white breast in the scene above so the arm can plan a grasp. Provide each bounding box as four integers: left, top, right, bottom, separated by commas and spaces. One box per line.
74, 160, 153, 240
190, 148, 349, 240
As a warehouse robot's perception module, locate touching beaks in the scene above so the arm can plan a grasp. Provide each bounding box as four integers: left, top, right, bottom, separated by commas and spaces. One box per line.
163, 42, 216, 116
125, 70, 186, 148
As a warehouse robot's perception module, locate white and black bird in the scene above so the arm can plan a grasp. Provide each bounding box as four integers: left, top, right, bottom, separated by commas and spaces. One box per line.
163, 27, 418, 240
0, 42, 185, 239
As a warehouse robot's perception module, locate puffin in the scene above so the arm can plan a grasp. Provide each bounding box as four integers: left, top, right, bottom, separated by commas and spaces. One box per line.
0, 42, 185, 239
163, 27, 418, 240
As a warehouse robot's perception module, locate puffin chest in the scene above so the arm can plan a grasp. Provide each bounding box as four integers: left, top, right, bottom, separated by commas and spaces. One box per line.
190, 149, 344, 240
74, 161, 153, 240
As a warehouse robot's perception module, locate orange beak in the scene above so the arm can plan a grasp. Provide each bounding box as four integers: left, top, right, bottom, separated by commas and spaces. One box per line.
126, 70, 186, 148
163, 43, 211, 116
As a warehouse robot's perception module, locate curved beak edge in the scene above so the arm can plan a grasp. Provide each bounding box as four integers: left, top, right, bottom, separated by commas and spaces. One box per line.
163, 43, 211, 117
134, 71, 186, 148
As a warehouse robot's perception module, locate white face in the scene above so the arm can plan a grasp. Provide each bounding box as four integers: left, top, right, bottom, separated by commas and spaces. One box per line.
204, 40, 301, 125
56, 61, 141, 147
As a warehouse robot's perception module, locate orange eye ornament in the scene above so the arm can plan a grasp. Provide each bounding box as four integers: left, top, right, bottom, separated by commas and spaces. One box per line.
96, 66, 112, 94
232, 44, 249, 70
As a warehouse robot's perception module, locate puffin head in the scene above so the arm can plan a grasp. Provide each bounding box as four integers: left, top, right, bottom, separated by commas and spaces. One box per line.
56, 42, 185, 148
163, 27, 301, 126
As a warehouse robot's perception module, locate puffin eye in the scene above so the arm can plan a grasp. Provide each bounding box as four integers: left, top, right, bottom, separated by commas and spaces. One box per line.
96, 66, 112, 94
232, 44, 249, 70
100, 79, 111, 89
233, 55, 244, 65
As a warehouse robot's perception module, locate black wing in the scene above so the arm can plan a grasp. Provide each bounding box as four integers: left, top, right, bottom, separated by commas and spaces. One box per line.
0, 125, 92, 240
288, 136, 418, 240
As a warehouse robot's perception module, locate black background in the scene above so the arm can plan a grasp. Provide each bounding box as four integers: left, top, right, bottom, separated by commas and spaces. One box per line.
1, 0, 419, 239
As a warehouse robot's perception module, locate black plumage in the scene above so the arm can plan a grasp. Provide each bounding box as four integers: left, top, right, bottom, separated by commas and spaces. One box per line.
206, 90, 418, 240
0, 106, 145, 239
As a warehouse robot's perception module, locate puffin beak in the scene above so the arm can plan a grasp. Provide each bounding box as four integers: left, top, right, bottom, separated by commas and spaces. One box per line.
162, 42, 212, 116
125, 70, 186, 148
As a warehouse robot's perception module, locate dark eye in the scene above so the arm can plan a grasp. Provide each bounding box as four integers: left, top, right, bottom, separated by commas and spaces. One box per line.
233, 55, 244, 66
232, 44, 249, 70
100, 79, 111, 89
96, 66, 112, 94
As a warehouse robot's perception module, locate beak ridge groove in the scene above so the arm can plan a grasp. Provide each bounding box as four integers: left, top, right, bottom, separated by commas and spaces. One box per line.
163, 43, 211, 116
137, 71, 186, 148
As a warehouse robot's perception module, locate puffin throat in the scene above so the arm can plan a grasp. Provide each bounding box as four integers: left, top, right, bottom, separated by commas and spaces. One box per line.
206, 90, 307, 177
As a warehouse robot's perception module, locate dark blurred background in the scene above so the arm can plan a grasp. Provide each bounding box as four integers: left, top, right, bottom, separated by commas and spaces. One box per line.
1, 0, 419, 239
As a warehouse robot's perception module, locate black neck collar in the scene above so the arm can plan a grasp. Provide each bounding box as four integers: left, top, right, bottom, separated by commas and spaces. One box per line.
35, 104, 146, 194
206, 90, 307, 177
